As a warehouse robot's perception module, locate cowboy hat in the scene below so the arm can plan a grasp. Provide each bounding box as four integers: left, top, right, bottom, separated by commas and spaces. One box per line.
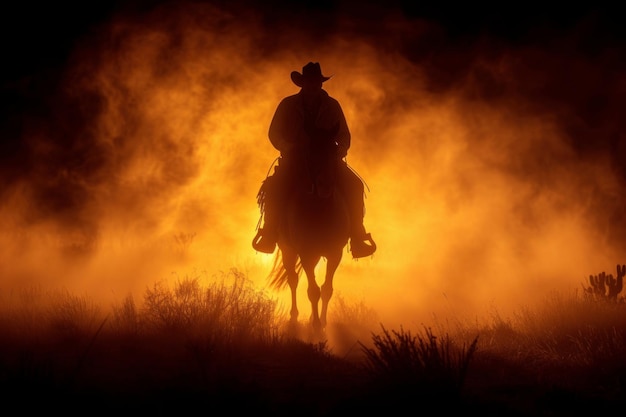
290, 62, 331, 87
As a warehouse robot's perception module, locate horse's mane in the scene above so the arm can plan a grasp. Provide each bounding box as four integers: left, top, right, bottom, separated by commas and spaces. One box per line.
267, 249, 302, 290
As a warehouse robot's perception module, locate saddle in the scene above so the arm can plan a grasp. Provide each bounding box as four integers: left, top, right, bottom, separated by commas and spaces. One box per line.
257, 158, 342, 212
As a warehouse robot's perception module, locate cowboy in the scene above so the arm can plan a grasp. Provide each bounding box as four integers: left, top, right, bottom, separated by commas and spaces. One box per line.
252, 62, 376, 258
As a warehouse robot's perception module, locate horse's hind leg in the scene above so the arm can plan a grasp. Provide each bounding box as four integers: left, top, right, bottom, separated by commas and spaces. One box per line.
320, 251, 342, 329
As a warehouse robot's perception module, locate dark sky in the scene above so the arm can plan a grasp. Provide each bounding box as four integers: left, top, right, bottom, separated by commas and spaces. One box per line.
2, 2, 623, 81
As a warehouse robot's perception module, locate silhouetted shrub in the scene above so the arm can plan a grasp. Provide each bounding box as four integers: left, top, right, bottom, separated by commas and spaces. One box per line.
359, 324, 478, 404
132, 268, 279, 344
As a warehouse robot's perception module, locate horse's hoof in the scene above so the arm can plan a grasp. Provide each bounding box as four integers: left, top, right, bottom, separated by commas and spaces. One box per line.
311, 319, 324, 334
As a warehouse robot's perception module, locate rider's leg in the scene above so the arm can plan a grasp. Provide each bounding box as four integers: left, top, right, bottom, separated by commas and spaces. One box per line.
337, 163, 376, 258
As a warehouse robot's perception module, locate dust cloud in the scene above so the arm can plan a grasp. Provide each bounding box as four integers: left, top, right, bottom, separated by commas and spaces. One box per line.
1, 1, 624, 329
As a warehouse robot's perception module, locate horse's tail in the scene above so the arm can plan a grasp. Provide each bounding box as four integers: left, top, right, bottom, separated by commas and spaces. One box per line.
268, 249, 302, 290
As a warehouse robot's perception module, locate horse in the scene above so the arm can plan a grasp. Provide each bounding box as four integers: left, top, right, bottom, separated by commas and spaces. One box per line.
266, 140, 351, 333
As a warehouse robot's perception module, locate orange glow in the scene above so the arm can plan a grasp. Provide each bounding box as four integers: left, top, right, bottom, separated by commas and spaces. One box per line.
0, 3, 623, 337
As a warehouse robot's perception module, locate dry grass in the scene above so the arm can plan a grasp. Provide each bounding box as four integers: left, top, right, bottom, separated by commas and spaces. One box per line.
1, 268, 626, 415
359, 324, 478, 408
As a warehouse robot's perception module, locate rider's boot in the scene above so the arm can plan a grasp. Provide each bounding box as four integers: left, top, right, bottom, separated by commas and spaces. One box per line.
252, 213, 278, 254
349, 222, 376, 258
338, 164, 376, 258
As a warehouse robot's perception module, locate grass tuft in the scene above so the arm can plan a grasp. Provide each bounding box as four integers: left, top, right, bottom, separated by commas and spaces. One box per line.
359, 324, 478, 403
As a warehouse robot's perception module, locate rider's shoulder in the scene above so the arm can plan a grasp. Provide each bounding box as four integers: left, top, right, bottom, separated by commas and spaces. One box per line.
324, 94, 343, 109
278, 94, 300, 106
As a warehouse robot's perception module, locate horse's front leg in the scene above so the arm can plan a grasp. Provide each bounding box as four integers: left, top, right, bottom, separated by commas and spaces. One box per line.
320, 250, 342, 329
302, 259, 322, 331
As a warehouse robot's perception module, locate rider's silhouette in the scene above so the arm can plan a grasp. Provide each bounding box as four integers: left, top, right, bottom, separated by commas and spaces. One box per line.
252, 62, 376, 258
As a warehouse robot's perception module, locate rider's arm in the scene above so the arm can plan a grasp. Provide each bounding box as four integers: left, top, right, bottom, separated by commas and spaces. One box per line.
333, 102, 351, 158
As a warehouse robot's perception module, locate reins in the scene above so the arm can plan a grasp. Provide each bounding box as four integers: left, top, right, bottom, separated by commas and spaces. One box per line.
345, 160, 370, 194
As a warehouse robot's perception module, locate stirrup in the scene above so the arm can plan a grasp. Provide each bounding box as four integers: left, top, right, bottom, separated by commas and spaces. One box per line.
252, 229, 277, 254
350, 233, 376, 258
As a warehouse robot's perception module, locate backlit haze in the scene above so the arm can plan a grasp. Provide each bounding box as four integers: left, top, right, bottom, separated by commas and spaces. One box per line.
1, 1, 625, 330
